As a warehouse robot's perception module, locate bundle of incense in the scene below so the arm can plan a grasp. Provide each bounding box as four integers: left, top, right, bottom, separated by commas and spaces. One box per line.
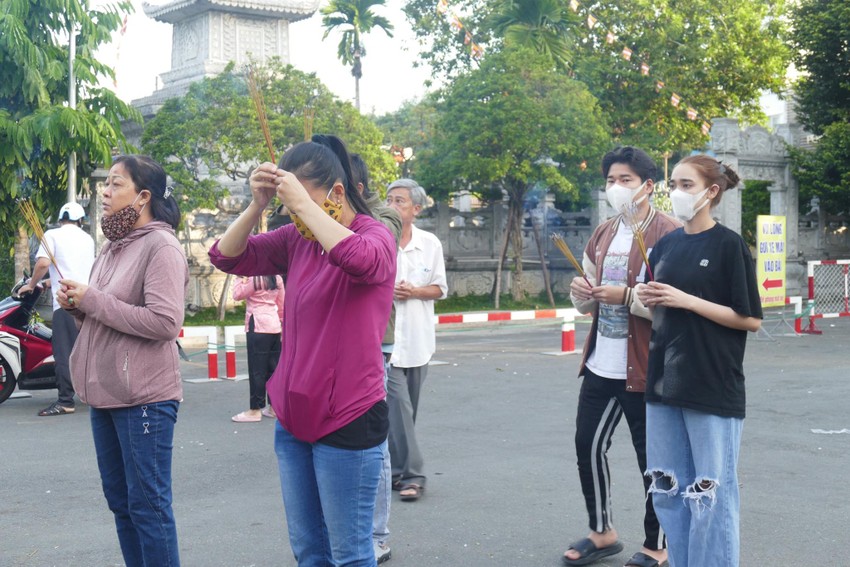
19, 199, 64, 279
551, 233, 592, 287
246, 65, 276, 163
622, 203, 653, 281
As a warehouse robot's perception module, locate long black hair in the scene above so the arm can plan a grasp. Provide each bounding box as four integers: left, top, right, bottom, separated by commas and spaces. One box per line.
252, 275, 278, 291
112, 155, 181, 229
278, 134, 373, 217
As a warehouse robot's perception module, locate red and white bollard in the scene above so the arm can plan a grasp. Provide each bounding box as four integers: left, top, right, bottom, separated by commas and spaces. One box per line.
179, 326, 219, 380
223, 326, 245, 380
542, 311, 579, 356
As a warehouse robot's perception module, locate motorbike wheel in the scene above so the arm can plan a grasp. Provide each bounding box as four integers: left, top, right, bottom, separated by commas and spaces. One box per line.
0, 357, 17, 404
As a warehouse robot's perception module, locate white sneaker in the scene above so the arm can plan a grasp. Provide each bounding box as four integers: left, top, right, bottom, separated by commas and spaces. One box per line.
374, 542, 391, 564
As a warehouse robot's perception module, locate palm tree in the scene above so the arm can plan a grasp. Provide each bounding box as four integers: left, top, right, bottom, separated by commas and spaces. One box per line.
321, 0, 394, 111
488, 0, 575, 70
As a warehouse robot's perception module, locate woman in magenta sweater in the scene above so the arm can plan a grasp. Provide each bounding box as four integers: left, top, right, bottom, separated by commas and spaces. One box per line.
209, 135, 396, 566
231, 275, 284, 422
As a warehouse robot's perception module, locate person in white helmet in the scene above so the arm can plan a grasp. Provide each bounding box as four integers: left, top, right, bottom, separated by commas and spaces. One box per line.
19, 201, 95, 416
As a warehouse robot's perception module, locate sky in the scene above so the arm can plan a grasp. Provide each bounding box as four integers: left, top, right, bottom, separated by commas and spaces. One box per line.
98, 0, 436, 116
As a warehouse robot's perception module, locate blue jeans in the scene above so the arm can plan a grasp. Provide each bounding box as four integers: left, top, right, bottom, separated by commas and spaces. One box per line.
645, 402, 743, 567
373, 353, 391, 546
90, 401, 180, 567
275, 422, 383, 567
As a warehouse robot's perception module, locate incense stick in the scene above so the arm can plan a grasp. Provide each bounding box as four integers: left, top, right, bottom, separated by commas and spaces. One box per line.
19, 200, 64, 280
622, 203, 654, 281
246, 65, 276, 164
551, 233, 592, 287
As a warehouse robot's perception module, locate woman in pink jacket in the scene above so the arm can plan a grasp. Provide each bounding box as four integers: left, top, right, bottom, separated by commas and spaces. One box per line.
60, 155, 187, 567
231, 275, 284, 422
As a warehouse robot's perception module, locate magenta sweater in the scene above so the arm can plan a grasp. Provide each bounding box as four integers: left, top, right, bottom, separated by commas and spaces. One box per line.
209, 215, 396, 442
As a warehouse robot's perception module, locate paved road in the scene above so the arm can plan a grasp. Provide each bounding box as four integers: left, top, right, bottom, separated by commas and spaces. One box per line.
2, 317, 847, 566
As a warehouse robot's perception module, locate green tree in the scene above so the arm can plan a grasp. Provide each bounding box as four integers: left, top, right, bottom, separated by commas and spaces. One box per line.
790, 123, 850, 217
142, 61, 397, 210
374, 96, 439, 179
405, 0, 789, 150
321, 0, 394, 111
787, 0, 850, 218
790, 0, 850, 135
487, 0, 576, 70
420, 47, 609, 303
0, 0, 139, 274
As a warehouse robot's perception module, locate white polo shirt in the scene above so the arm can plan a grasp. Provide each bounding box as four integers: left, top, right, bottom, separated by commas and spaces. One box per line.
36, 224, 95, 311
390, 225, 448, 368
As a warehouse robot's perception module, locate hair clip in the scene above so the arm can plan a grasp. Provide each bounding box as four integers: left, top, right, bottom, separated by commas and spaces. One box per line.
164, 185, 174, 198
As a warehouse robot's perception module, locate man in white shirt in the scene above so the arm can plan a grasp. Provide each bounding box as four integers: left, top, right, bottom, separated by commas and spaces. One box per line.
19, 202, 95, 416
385, 179, 448, 502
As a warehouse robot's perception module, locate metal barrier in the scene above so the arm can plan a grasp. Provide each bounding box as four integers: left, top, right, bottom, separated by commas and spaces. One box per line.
803, 259, 850, 334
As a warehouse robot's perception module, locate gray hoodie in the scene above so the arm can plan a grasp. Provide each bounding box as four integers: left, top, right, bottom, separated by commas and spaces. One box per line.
70, 221, 188, 408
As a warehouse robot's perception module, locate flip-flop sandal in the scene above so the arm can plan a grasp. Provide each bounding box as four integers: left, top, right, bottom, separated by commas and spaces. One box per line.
391, 479, 405, 491
562, 538, 624, 566
399, 483, 424, 502
624, 551, 668, 567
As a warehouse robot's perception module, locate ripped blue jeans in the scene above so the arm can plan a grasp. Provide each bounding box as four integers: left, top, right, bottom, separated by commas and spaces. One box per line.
645, 402, 743, 567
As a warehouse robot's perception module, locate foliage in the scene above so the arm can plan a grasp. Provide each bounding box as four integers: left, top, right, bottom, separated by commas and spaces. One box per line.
405, 0, 790, 151
487, 0, 575, 70
420, 47, 609, 299
321, 0, 394, 109
373, 96, 439, 180
421, 47, 608, 204
0, 0, 139, 251
790, 123, 850, 217
789, 0, 850, 135
141, 61, 397, 208
741, 180, 772, 248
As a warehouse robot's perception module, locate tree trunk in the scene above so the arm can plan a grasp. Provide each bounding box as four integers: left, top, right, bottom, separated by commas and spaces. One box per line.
14, 225, 30, 281
509, 199, 526, 302
355, 75, 361, 112
531, 215, 555, 307
217, 273, 233, 322
492, 208, 514, 309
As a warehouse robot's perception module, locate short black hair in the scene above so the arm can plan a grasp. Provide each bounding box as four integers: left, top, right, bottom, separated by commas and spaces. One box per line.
112, 155, 181, 229
601, 146, 657, 182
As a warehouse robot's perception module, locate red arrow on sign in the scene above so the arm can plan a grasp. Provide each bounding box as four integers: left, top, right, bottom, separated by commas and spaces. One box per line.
762, 278, 783, 290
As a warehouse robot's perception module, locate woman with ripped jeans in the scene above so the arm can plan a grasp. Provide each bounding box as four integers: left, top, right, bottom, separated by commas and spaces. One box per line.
637, 155, 762, 567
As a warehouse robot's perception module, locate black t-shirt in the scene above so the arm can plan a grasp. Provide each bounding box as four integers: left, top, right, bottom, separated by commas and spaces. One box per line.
318, 399, 388, 450
645, 224, 763, 418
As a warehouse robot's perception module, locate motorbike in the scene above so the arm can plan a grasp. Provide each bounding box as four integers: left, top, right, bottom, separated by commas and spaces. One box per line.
0, 277, 57, 405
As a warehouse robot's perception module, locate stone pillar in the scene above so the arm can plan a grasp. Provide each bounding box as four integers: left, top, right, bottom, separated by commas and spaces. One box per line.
712, 155, 741, 234
591, 188, 608, 228
88, 168, 109, 254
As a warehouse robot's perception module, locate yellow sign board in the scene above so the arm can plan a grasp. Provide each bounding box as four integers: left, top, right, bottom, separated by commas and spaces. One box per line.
756, 215, 786, 307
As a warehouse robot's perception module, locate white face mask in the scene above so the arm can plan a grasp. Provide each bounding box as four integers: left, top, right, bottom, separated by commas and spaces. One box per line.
606, 181, 647, 215
670, 188, 710, 222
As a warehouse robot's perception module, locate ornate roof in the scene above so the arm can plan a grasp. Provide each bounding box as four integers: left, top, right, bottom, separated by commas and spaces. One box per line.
143, 0, 320, 24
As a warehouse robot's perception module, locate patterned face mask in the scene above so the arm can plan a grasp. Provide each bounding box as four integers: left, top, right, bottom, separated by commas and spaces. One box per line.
101, 193, 145, 241
289, 188, 343, 241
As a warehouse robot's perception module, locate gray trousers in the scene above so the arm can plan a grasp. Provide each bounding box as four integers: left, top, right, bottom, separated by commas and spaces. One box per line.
387, 364, 428, 487
51, 308, 79, 407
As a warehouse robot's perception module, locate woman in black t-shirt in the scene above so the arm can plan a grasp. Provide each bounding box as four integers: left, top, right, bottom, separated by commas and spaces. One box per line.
637, 155, 762, 567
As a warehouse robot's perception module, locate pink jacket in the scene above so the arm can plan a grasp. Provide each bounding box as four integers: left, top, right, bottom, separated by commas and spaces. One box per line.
232, 276, 284, 334
209, 215, 395, 442
70, 222, 188, 408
